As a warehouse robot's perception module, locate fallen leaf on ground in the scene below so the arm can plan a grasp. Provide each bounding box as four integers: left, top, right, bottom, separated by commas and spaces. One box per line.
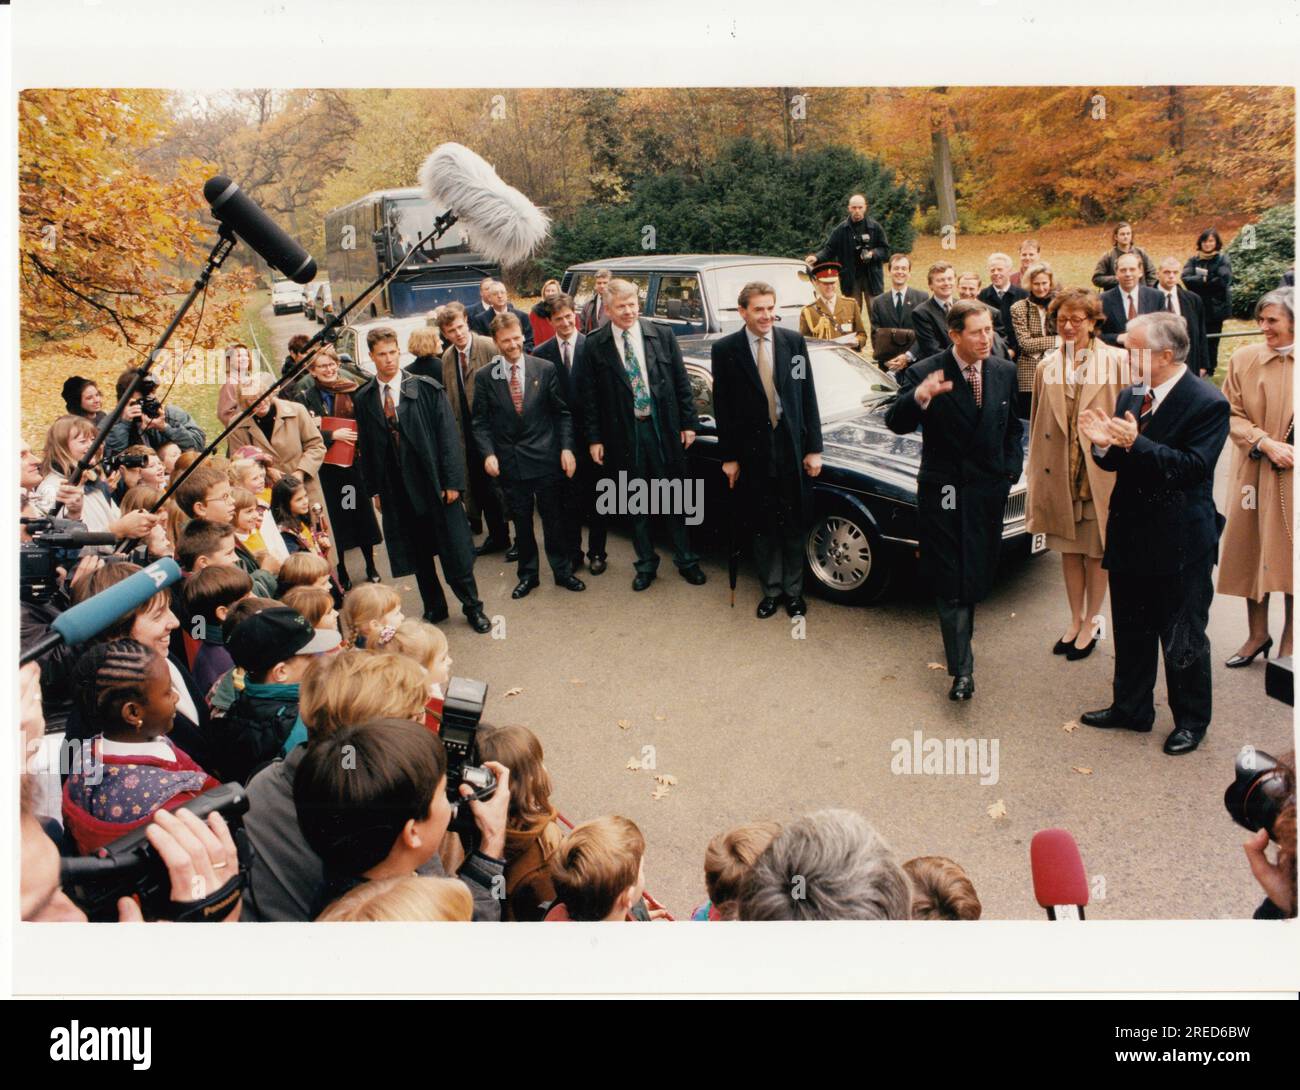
1072, 766, 1093, 776
1062, 720, 1079, 733
625, 758, 641, 771
653, 713, 666, 721
503, 687, 523, 698
651, 785, 671, 800
987, 799, 1008, 820
653, 773, 678, 786
926, 662, 944, 671
880, 675, 896, 682
569, 678, 584, 685
617, 718, 632, 730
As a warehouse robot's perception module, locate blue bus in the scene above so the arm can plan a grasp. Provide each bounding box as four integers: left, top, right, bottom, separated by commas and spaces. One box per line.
323, 187, 501, 320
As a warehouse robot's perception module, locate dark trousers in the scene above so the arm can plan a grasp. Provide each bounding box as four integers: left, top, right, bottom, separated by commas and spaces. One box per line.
503, 473, 572, 582
1109, 555, 1215, 735
561, 450, 608, 561
628, 416, 698, 575
465, 440, 510, 541
1204, 314, 1225, 376
754, 420, 805, 597
936, 597, 976, 677
396, 490, 482, 619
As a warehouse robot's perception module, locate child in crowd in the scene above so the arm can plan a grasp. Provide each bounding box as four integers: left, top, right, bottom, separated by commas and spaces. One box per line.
157, 440, 182, 479
174, 463, 277, 595
280, 585, 338, 631
215, 606, 341, 783
340, 583, 404, 649
902, 856, 983, 920
546, 815, 667, 922
277, 552, 334, 595
230, 452, 273, 506
112, 444, 168, 502
231, 486, 288, 567
272, 474, 331, 563
691, 821, 782, 921
62, 639, 219, 854
316, 876, 472, 922
183, 565, 253, 698
207, 597, 279, 717
477, 724, 564, 921
368, 618, 447, 728
119, 485, 174, 560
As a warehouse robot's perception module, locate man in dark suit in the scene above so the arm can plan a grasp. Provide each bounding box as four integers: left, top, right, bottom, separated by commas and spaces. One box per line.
977, 252, 1026, 356
580, 277, 708, 591
353, 327, 491, 633
1078, 312, 1230, 755
471, 313, 584, 599
809, 194, 891, 311
1156, 256, 1210, 377
535, 292, 607, 574
906, 262, 958, 367
885, 300, 1024, 700
1099, 253, 1164, 348
867, 254, 928, 370
436, 301, 513, 557
470, 280, 533, 351
712, 281, 824, 618
579, 268, 612, 333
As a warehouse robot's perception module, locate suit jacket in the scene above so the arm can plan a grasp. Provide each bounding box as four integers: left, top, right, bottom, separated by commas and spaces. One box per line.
868, 286, 927, 363
711, 326, 824, 526
471, 354, 573, 482
440, 333, 500, 447
885, 350, 1023, 602
814, 216, 891, 298
977, 283, 1027, 352
1164, 286, 1209, 377
534, 333, 589, 432
470, 304, 534, 351
1092, 368, 1229, 575
579, 295, 610, 334
579, 319, 698, 479
1100, 285, 1164, 347
911, 296, 953, 363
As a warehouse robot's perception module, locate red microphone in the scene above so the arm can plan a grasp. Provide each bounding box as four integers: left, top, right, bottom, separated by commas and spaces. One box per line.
1030, 829, 1090, 920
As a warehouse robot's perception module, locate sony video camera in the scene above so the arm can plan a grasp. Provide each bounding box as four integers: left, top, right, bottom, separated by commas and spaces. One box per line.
440, 677, 497, 838
20, 517, 114, 602
101, 449, 150, 475
60, 783, 249, 922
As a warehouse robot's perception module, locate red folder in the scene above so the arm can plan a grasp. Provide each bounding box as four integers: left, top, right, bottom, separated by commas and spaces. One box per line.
321, 416, 356, 467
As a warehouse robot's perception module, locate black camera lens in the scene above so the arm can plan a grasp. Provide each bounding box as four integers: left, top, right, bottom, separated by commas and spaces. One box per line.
1224, 746, 1292, 834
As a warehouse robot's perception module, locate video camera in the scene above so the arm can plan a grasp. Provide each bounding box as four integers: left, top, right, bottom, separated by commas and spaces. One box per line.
101, 449, 150, 475
60, 782, 249, 922
19, 517, 115, 602
440, 676, 497, 838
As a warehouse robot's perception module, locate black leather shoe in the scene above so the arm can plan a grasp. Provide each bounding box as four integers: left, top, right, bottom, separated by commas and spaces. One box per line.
1053, 636, 1074, 655
474, 535, 510, 556
949, 675, 975, 701
588, 556, 607, 576
511, 578, 540, 599
1065, 637, 1097, 661
423, 606, 450, 624
756, 596, 782, 619
556, 575, 586, 592
786, 596, 807, 617
1163, 727, 1203, 756
1226, 637, 1272, 668
678, 565, 707, 586
366, 569, 383, 584
505, 544, 520, 563
1080, 707, 1152, 732
337, 571, 353, 592
466, 609, 492, 634
632, 572, 656, 592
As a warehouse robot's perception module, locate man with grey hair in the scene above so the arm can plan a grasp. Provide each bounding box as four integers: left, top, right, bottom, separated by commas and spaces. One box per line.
738, 810, 912, 921
470, 280, 533, 351
977, 251, 1026, 355
1156, 255, 1209, 377
1078, 311, 1230, 755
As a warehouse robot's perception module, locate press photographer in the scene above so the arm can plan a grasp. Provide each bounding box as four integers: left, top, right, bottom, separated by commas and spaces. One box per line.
1226, 746, 1297, 918
103, 369, 205, 458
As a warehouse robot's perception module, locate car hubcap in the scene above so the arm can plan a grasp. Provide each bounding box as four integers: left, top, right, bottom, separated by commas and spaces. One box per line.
807, 515, 872, 591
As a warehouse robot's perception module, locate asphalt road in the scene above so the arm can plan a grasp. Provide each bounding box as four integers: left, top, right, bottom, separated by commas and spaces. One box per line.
265, 305, 1295, 921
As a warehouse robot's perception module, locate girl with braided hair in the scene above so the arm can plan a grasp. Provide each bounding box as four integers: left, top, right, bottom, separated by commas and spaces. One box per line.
62, 639, 219, 854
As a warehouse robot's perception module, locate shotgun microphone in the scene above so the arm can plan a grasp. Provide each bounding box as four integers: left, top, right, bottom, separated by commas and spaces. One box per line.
1030, 828, 1090, 920
203, 176, 317, 284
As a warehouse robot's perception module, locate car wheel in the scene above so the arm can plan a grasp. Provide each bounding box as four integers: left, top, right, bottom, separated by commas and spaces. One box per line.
804, 504, 891, 605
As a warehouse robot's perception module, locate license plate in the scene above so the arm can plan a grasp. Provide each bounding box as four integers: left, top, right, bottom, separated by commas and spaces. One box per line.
1031, 533, 1048, 554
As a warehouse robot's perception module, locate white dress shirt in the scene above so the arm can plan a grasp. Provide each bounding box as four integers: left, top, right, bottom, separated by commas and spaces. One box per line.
378, 373, 403, 408
745, 327, 783, 420
611, 320, 652, 395
556, 332, 579, 370
1162, 289, 1181, 316
1093, 365, 1186, 454
1121, 288, 1141, 317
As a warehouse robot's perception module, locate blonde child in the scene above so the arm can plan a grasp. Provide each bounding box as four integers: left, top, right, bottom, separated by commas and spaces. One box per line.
371, 618, 450, 729
277, 552, 334, 595
339, 584, 404, 649
231, 486, 288, 565
280, 585, 339, 631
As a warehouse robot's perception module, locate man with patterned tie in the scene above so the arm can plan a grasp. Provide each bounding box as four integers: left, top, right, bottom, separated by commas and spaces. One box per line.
885, 300, 1024, 700
354, 326, 491, 633
1078, 312, 1230, 755
714, 281, 824, 618
580, 278, 708, 591
472, 313, 584, 600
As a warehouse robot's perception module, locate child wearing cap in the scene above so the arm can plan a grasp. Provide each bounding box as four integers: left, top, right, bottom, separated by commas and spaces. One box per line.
212, 606, 341, 784
182, 565, 253, 698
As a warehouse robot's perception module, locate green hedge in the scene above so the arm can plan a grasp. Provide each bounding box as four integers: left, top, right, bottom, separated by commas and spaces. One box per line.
1226, 203, 1294, 319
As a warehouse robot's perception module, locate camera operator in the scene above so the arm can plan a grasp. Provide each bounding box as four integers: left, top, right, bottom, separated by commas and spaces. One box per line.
1236, 750, 1297, 918
103, 368, 205, 459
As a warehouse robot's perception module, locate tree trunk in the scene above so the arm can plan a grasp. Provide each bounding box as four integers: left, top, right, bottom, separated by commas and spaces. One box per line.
931, 124, 957, 230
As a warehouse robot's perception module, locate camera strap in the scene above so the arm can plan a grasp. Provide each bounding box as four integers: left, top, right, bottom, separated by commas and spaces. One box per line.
165, 870, 245, 923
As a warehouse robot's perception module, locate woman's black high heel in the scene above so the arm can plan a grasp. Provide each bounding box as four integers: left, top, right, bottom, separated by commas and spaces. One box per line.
1225, 637, 1272, 668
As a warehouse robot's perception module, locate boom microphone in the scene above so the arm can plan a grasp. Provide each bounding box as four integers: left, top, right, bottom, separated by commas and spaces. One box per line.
1030, 828, 1090, 921
204, 176, 317, 284
418, 143, 550, 266
20, 558, 183, 665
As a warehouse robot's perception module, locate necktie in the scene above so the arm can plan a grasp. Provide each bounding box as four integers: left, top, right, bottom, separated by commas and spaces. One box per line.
459, 350, 469, 386
1127, 294, 1137, 320
383, 383, 399, 444
755, 336, 778, 428
621, 329, 653, 417
1166, 292, 1177, 315
509, 361, 524, 414
941, 299, 950, 314
895, 292, 904, 321
1138, 388, 1155, 432
964, 363, 982, 408
562, 340, 571, 371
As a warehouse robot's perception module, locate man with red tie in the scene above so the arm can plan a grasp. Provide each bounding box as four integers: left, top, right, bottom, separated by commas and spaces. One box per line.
1078, 312, 1230, 755
1100, 253, 1164, 348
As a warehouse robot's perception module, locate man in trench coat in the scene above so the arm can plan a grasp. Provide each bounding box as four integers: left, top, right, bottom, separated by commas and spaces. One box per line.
885, 299, 1024, 700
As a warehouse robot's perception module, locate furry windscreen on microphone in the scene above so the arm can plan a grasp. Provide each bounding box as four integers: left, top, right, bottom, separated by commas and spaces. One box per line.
419, 143, 550, 266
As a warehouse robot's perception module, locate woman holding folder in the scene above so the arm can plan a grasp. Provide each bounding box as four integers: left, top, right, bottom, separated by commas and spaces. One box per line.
289, 345, 383, 588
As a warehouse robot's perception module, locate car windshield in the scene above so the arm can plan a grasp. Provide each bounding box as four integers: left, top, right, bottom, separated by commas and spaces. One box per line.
713, 264, 816, 325
387, 198, 469, 264
810, 346, 898, 420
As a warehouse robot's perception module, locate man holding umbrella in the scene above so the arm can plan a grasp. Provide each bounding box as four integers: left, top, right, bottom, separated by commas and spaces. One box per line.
712, 281, 824, 618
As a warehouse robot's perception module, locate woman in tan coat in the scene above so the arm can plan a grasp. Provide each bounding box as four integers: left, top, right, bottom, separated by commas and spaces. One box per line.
1009, 262, 1058, 418
225, 371, 329, 530
1218, 288, 1294, 665
1027, 287, 1131, 660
